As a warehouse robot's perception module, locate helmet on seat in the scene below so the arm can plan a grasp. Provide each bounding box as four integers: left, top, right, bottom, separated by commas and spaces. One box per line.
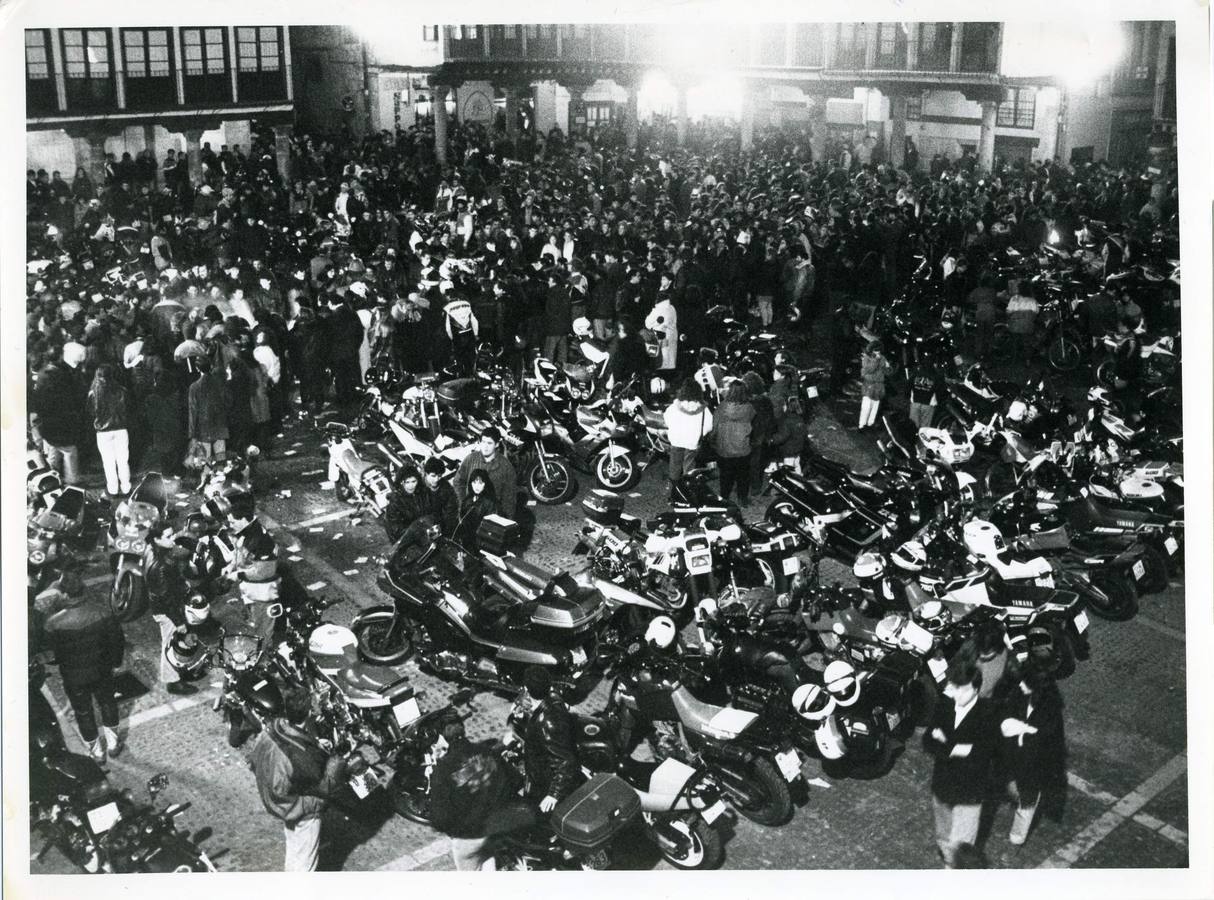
891, 540, 927, 573
791, 683, 836, 722
645, 615, 678, 650
853, 551, 885, 581
572, 317, 593, 339
823, 660, 861, 706
913, 599, 954, 634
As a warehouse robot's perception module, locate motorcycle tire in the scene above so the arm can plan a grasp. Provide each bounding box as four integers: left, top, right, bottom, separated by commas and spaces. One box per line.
595, 452, 637, 493
526, 457, 577, 505
717, 757, 793, 827
1136, 544, 1171, 593
1094, 361, 1118, 390
335, 474, 354, 503
389, 775, 434, 825
1048, 627, 1077, 680
111, 570, 148, 622
1085, 572, 1139, 621
1047, 334, 1083, 372
826, 733, 897, 781
351, 613, 413, 666
652, 815, 725, 870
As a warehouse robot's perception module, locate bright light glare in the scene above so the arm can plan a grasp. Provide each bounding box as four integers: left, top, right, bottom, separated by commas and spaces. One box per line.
1001, 21, 1126, 87
689, 75, 743, 120
638, 70, 677, 118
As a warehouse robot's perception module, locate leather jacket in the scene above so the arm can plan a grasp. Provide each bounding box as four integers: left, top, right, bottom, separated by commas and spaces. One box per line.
523, 697, 582, 802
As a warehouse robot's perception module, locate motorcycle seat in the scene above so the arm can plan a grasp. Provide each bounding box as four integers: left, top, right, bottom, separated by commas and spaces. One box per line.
1068, 496, 1166, 530
337, 446, 379, 480
671, 686, 757, 739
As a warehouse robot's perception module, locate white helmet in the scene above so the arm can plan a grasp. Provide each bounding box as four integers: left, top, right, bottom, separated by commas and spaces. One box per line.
649, 375, 668, 396
891, 540, 927, 573
572, 317, 593, 338
913, 599, 954, 634
645, 615, 678, 650
791, 683, 836, 722
853, 551, 885, 580
823, 660, 861, 706
695, 597, 718, 622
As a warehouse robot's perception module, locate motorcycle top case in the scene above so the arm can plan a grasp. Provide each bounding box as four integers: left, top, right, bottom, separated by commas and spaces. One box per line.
476, 514, 521, 555
583, 489, 625, 526
435, 377, 482, 409
550, 772, 642, 853
866, 648, 922, 703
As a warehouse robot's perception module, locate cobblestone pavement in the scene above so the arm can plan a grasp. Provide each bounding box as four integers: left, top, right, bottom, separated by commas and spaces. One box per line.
30, 383, 1188, 873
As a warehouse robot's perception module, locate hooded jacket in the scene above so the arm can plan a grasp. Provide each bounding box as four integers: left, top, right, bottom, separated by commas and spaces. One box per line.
664, 399, 713, 450
711, 399, 755, 459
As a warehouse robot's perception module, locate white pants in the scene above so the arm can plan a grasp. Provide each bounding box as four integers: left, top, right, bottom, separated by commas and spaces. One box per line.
151, 614, 179, 684
284, 816, 321, 871
858, 396, 881, 428
96, 429, 131, 494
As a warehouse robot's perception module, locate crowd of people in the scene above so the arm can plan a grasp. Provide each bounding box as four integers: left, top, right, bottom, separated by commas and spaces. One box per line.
26, 103, 1178, 870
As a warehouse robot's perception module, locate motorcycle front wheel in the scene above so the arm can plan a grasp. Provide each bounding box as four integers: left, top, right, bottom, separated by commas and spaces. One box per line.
352, 613, 413, 666
595, 452, 637, 492
649, 815, 724, 870
1085, 572, 1139, 621
526, 457, 577, 504
715, 757, 793, 827
110, 570, 148, 622
1047, 334, 1083, 372
389, 774, 433, 825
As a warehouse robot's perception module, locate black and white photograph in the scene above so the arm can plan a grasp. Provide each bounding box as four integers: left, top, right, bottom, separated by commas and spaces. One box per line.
3, 0, 1210, 894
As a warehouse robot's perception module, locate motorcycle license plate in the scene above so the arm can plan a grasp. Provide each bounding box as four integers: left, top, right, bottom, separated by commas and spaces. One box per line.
954, 355, 965, 367
927, 656, 948, 683
86, 802, 121, 835
570, 647, 588, 668
701, 800, 727, 825
886, 710, 902, 731
806, 386, 819, 399
782, 556, 800, 576
1074, 611, 1090, 634
686, 551, 712, 575
349, 771, 373, 799
774, 749, 802, 782
1165, 537, 1178, 555
393, 697, 422, 727
1132, 560, 1146, 581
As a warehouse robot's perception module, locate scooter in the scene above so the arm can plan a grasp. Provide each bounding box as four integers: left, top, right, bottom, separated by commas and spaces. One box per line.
320, 421, 394, 519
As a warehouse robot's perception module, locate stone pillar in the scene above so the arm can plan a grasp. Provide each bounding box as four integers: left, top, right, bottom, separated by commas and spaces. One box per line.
949, 23, 963, 72
184, 128, 204, 182
503, 86, 521, 143
806, 94, 826, 163
864, 23, 878, 69
111, 27, 127, 109
888, 95, 907, 168
624, 85, 639, 149
978, 100, 997, 172
274, 124, 293, 181
740, 82, 755, 151
906, 25, 919, 70
433, 84, 450, 166
73, 134, 107, 185
675, 83, 688, 146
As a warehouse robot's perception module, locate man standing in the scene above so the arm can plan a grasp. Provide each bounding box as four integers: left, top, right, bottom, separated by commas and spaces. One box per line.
422, 458, 459, 536
454, 427, 517, 519
248, 689, 351, 871
922, 658, 999, 868
520, 667, 583, 813
324, 293, 365, 409
32, 342, 88, 484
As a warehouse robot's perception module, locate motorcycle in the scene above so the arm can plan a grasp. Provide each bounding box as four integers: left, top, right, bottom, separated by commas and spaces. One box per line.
608, 648, 804, 827
321, 421, 394, 518
207, 631, 291, 748
353, 520, 603, 691
106, 472, 168, 622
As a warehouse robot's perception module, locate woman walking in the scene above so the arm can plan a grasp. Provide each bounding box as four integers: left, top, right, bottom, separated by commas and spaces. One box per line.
858, 341, 891, 430
711, 381, 755, 506
87, 364, 132, 498
663, 379, 713, 495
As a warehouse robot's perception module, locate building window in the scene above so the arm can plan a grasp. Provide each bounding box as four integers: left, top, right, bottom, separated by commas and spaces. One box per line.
997, 88, 1036, 129
121, 29, 171, 78
906, 94, 923, 120
458, 25, 479, 41
26, 29, 50, 79
61, 29, 111, 80
236, 26, 281, 73
876, 22, 906, 66
540, 25, 555, 40
422, 26, 438, 42
181, 27, 226, 75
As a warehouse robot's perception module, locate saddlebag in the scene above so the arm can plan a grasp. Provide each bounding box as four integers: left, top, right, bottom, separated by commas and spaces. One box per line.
550, 772, 641, 853
476, 514, 521, 555
583, 489, 625, 526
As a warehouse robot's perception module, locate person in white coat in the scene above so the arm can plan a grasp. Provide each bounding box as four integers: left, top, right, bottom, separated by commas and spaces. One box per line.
663, 380, 713, 493
645, 284, 678, 373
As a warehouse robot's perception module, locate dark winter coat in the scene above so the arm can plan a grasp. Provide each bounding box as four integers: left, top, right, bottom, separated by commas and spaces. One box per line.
711, 400, 755, 459
523, 699, 584, 802
33, 362, 87, 447
43, 595, 125, 689
187, 370, 230, 442
997, 684, 1066, 797
922, 696, 1000, 805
